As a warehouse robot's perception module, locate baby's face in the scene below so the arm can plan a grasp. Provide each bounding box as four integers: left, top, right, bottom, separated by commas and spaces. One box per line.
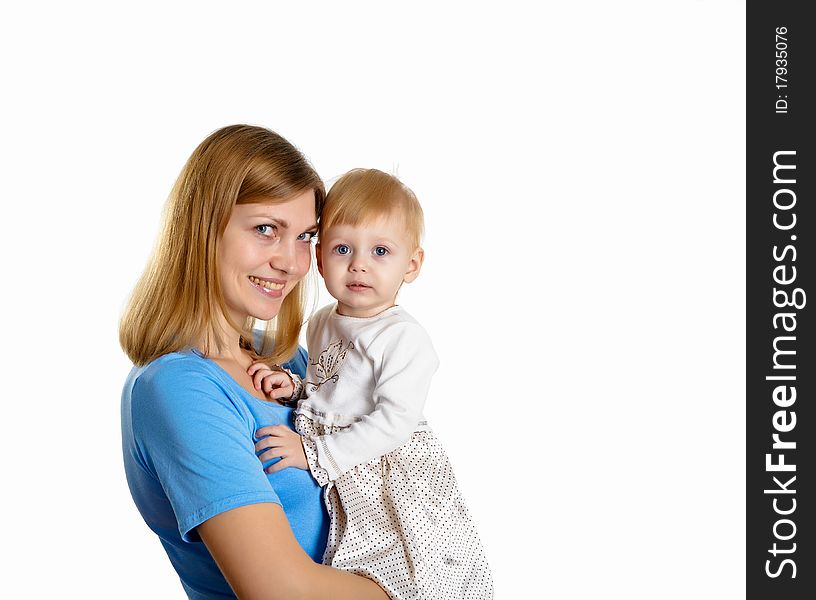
317, 217, 423, 318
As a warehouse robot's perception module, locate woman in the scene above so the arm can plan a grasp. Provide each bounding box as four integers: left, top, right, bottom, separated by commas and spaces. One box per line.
120, 125, 387, 599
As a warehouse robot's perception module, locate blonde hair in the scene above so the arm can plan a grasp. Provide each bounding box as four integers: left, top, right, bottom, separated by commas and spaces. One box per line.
320, 169, 424, 249
119, 124, 324, 366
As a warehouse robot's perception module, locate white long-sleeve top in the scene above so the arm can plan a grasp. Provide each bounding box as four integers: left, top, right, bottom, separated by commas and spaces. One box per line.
296, 303, 438, 484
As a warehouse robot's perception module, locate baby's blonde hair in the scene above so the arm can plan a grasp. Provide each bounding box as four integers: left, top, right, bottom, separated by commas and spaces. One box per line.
320, 169, 424, 249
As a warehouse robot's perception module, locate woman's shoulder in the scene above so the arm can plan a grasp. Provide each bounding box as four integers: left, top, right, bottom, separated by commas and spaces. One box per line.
125, 350, 256, 440
132, 349, 217, 388
126, 350, 235, 413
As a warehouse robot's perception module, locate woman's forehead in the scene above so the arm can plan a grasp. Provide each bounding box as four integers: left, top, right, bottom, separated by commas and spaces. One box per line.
232, 191, 318, 226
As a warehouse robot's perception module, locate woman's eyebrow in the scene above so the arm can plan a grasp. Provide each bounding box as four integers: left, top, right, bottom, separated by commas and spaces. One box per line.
286, 220, 320, 232
277, 219, 319, 231
249, 214, 318, 231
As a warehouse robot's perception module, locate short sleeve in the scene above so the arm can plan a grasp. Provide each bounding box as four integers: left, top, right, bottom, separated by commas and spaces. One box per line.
130, 357, 280, 542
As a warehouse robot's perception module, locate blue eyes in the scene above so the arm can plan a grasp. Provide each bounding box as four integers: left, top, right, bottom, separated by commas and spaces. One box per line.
255, 225, 316, 243
333, 244, 389, 256
255, 224, 276, 237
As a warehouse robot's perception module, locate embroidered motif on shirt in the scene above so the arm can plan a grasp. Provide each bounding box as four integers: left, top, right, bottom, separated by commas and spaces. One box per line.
306, 339, 354, 392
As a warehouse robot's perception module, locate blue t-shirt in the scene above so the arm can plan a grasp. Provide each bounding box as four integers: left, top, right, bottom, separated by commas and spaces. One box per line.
121, 348, 328, 599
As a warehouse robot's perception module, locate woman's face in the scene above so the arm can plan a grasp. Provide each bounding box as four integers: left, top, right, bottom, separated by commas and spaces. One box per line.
217, 189, 318, 324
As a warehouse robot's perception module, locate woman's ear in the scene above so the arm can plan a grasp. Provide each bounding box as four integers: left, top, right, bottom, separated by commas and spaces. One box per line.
403, 247, 424, 283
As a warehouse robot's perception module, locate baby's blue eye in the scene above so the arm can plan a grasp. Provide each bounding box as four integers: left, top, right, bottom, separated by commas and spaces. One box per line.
374, 246, 389, 256
335, 244, 351, 255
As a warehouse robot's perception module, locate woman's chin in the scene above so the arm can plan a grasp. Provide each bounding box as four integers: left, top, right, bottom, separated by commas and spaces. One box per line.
251, 297, 287, 320
250, 309, 281, 322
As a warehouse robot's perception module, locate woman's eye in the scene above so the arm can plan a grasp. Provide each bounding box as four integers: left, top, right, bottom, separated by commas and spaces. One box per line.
374, 246, 389, 256
334, 244, 351, 255
298, 231, 317, 243
255, 224, 277, 238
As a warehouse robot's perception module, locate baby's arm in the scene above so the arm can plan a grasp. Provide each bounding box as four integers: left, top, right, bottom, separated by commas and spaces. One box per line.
247, 363, 308, 472
302, 322, 439, 485
247, 362, 303, 402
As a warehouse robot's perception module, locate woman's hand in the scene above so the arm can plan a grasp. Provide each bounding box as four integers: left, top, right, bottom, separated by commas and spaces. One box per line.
247, 362, 295, 402
255, 424, 308, 472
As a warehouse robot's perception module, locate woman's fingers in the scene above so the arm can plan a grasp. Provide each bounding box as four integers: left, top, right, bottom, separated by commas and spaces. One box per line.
254, 436, 282, 453
255, 424, 289, 439
255, 437, 293, 472
258, 447, 285, 463
254, 425, 295, 452
254, 426, 305, 472
266, 457, 293, 474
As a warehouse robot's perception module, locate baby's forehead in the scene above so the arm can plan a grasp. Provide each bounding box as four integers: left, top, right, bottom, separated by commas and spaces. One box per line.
324, 209, 409, 232
322, 217, 409, 240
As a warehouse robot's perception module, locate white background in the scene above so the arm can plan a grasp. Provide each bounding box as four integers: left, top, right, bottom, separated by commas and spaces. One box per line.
1, 1, 745, 598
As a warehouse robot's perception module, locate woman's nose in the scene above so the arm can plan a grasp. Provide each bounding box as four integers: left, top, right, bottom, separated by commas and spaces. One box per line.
269, 238, 298, 273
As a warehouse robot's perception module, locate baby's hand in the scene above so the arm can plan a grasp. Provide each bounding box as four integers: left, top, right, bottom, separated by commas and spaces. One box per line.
254, 425, 309, 473
247, 362, 294, 402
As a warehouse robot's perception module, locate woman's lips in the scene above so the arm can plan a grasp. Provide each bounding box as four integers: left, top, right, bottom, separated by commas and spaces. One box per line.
249, 275, 285, 298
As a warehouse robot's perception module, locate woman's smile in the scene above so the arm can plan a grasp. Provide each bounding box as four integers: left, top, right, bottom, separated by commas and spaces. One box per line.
249, 275, 286, 298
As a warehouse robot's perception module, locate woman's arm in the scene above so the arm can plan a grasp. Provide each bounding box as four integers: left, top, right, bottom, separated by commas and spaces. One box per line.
130, 356, 381, 597
198, 503, 387, 600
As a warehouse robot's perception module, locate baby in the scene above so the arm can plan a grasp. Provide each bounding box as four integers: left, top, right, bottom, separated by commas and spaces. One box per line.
250, 169, 493, 600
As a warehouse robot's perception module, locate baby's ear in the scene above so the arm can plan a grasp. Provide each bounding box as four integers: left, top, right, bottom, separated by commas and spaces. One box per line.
315, 243, 324, 277
403, 247, 424, 283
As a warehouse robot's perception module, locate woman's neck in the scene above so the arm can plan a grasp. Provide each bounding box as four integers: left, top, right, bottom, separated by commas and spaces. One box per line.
200, 315, 251, 367
202, 323, 277, 402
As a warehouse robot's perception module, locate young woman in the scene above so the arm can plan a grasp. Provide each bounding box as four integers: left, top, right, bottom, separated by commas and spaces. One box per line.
120, 125, 387, 600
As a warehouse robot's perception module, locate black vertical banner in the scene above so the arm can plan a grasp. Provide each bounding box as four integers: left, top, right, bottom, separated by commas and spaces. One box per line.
747, 3, 814, 599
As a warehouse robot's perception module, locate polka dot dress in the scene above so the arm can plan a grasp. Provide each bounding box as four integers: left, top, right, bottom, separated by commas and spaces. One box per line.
296, 414, 493, 600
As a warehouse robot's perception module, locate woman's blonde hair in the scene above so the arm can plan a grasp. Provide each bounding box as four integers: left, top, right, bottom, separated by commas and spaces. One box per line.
120, 124, 325, 366
320, 169, 424, 249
